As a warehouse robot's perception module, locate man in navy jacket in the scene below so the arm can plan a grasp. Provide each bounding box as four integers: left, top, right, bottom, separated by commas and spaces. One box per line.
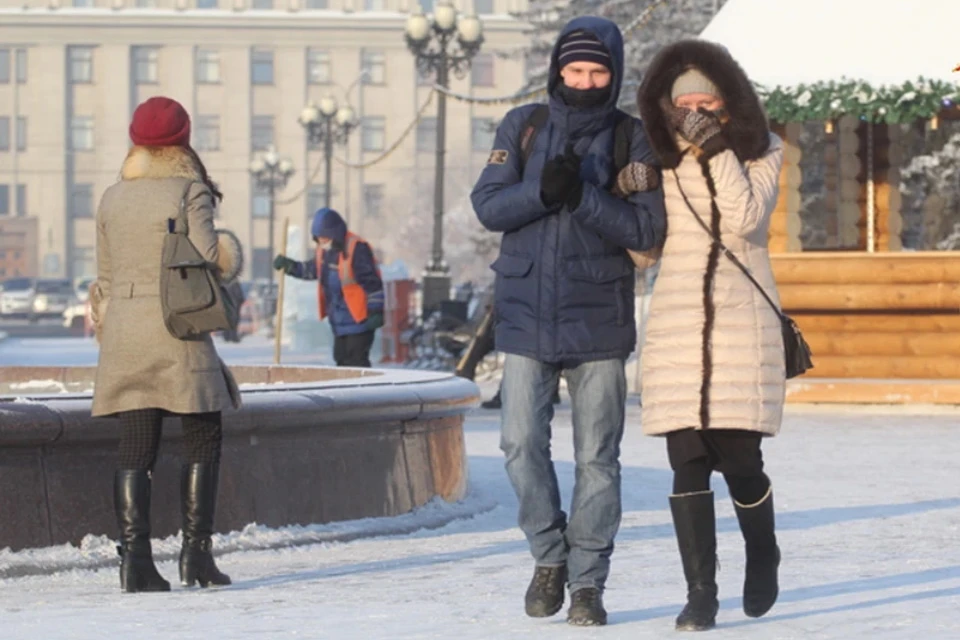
470, 16, 665, 626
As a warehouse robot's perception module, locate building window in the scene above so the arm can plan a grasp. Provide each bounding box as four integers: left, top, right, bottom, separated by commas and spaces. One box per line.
471, 117, 495, 152
251, 185, 271, 218
16, 184, 26, 216
364, 0, 385, 9
251, 116, 274, 151
251, 48, 274, 85
252, 248, 272, 280
70, 116, 94, 152
420, 0, 434, 10
251, 0, 273, 7
194, 115, 220, 151
73, 247, 96, 279
417, 117, 437, 153
196, 0, 218, 7
474, 0, 493, 13
15, 49, 27, 84
195, 48, 220, 84
306, 185, 328, 217
72, 0, 94, 6
134, 0, 157, 6
304, 0, 328, 7
70, 184, 94, 218
16, 117, 26, 152
68, 47, 94, 84
132, 46, 159, 85
363, 184, 384, 219
361, 50, 385, 85
307, 49, 331, 85
361, 117, 385, 152
0, 49, 8, 84
0, 117, 8, 151
471, 53, 494, 87
0, 185, 8, 216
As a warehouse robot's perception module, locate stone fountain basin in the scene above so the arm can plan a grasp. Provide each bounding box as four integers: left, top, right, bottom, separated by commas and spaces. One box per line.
0, 366, 479, 552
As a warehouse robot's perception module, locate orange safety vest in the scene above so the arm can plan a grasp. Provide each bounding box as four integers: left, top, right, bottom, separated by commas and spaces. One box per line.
315, 232, 379, 324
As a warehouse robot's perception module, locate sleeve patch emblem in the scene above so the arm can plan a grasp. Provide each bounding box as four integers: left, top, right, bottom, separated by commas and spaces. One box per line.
488, 150, 509, 165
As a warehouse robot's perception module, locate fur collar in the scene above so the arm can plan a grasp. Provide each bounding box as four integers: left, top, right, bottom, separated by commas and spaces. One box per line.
637, 39, 770, 169
121, 146, 204, 181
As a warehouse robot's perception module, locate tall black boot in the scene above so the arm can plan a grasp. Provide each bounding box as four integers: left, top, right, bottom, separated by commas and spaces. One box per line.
670, 491, 719, 631
115, 470, 171, 593
179, 463, 232, 587
733, 487, 780, 618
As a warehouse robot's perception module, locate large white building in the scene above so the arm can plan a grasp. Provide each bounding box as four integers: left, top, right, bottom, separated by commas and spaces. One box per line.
0, 0, 531, 280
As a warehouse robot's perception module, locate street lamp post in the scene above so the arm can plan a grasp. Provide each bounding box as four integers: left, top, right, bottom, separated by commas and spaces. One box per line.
299, 96, 356, 210
405, 2, 484, 316
248, 145, 295, 288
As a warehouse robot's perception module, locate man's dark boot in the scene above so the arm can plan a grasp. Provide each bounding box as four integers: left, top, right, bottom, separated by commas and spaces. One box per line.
115, 470, 171, 593
733, 487, 780, 618
567, 587, 607, 626
525, 564, 566, 617
670, 491, 719, 631
179, 463, 232, 588
481, 389, 502, 410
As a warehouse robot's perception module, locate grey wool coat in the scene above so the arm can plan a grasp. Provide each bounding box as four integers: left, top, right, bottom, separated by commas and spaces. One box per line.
90, 145, 243, 418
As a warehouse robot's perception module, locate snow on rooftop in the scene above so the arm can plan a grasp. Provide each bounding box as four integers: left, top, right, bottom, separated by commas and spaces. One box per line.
700, 0, 960, 87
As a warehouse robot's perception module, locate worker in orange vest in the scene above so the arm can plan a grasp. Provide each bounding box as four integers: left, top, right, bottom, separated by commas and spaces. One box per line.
273, 208, 384, 367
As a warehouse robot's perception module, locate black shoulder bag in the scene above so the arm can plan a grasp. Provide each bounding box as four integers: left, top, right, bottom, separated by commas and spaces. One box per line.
672, 170, 813, 379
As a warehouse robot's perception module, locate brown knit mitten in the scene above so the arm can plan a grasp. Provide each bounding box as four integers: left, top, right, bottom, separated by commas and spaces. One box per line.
668, 106, 728, 159
613, 162, 660, 197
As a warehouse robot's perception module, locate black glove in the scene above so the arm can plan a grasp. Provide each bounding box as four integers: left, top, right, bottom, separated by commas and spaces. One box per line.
273, 255, 296, 275
540, 144, 583, 208
669, 106, 728, 160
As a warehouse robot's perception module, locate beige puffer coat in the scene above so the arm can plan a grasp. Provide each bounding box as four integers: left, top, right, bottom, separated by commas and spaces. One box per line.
91, 146, 243, 418
640, 135, 786, 436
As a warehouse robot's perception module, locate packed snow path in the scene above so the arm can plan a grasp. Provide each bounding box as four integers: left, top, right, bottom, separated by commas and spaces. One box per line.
1, 400, 959, 638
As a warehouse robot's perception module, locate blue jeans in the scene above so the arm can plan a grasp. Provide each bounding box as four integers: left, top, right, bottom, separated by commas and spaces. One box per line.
500, 353, 627, 593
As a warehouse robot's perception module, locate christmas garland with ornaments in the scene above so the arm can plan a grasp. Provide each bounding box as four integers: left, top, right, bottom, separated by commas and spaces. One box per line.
758, 75, 960, 126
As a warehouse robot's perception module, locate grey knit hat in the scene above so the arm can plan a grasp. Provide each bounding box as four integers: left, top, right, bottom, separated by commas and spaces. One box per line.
671, 67, 720, 101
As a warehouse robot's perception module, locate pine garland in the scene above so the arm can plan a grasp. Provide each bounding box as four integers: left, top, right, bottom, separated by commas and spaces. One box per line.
759, 77, 960, 124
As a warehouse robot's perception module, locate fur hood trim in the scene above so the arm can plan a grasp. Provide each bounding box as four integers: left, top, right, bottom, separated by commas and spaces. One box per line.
121, 146, 204, 181
637, 39, 770, 169
215, 229, 244, 284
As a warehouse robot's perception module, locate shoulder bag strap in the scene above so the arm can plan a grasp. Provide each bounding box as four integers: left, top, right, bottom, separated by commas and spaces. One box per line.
170, 180, 196, 236
671, 169, 784, 320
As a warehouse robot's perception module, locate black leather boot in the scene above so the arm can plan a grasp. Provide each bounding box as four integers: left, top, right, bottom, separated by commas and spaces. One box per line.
179, 463, 232, 587
524, 564, 567, 617
115, 470, 171, 593
734, 487, 780, 618
670, 491, 719, 631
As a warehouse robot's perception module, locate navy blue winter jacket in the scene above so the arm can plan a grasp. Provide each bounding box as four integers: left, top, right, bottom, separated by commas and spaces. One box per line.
470, 16, 666, 363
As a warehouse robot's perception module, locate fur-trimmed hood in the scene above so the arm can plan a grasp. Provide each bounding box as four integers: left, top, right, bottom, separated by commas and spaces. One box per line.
120, 145, 243, 283
637, 39, 770, 169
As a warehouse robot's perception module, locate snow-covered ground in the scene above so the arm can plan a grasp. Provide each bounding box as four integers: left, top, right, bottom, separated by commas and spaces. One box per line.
1, 392, 958, 639
0, 335, 332, 367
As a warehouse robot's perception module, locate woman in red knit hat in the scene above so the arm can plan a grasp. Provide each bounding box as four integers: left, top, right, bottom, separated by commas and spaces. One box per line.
89, 96, 243, 593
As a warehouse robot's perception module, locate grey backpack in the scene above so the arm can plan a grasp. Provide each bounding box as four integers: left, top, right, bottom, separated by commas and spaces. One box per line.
160, 180, 238, 339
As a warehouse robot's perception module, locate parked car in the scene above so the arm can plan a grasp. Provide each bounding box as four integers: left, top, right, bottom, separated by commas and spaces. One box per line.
74, 277, 96, 304
0, 277, 36, 319
30, 279, 75, 321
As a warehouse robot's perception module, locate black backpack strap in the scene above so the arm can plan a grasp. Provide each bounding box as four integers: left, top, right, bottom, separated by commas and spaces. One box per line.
612, 110, 635, 173
519, 104, 550, 170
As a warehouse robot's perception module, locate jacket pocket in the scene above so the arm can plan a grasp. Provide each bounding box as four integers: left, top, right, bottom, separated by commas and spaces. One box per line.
491, 254, 534, 278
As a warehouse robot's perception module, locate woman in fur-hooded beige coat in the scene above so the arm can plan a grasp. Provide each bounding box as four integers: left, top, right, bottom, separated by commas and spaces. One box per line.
635, 40, 785, 631
638, 42, 786, 439
90, 144, 243, 418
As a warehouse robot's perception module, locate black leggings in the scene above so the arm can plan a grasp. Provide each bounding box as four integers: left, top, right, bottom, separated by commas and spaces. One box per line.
117, 409, 222, 471
667, 428, 771, 505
